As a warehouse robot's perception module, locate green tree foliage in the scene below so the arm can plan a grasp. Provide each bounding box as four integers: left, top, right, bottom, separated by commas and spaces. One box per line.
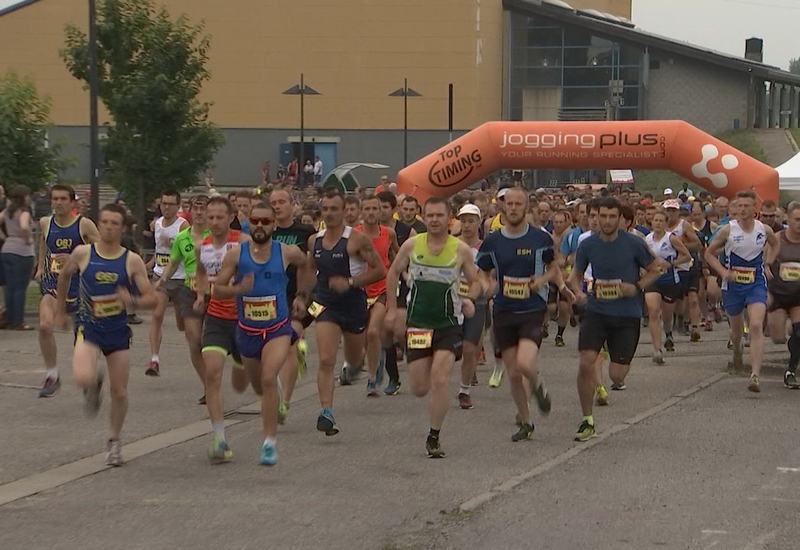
60, 0, 224, 215
0, 71, 74, 191
789, 58, 800, 76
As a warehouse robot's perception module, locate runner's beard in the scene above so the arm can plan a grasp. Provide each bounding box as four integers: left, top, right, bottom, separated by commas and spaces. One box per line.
252, 227, 271, 243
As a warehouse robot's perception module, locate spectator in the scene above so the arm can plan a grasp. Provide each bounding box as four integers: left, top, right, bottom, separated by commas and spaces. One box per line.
32, 186, 51, 220
287, 157, 299, 182
313, 156, 323, 185
0, 185, 35, 330
303, 160, 314, 187
663, 187, 674, 200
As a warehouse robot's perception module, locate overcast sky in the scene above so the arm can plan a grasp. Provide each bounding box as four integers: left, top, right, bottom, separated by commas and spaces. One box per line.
632, 0, 797, 71
1, 0, 795, 71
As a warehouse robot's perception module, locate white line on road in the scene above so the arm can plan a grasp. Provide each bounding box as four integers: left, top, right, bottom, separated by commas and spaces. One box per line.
459, 371, 728, 513
776, 467, 800, 472
0, 382, 40, 390
0, 376, 322, 506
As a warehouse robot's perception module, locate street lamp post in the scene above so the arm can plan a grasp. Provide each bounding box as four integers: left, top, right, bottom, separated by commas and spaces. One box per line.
88, 0, 100, 219
389, 79, 422, 168
283, 74, 320, 185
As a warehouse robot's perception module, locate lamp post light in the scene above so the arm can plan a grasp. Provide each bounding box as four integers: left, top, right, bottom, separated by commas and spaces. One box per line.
283, 74, 320, 185
389, 78, 422, 168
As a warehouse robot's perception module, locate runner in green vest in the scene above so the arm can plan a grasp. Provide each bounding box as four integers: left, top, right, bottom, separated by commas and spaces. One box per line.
386, 196, 482, 458
155, 195, 211, 403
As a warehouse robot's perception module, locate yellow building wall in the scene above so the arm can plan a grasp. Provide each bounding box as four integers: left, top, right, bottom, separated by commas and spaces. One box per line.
0, 0, 630, 130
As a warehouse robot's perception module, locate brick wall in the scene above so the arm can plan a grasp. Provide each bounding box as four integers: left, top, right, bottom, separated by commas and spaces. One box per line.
646, 52, 750, 135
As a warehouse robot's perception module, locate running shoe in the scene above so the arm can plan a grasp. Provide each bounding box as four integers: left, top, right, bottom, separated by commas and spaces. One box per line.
259, 441, 277, 466
198, 394, 206, 405
652, 349, 665, 365
297, 339, 308, 378
784, 371, 799, 389
127, 314, 143, 325
278, 400, 289, 424
574, 420, 596, 442
458, 392, 473, 410
610, 381, 627, 391
748, 374, 760, 393
595, 384, 609, 406
713, 307, 723, 323
570, 315, 578, 327
207, 437, 233, 464
533, 380, 552, 415
642, 317, 649, 328
83, 371, 104, 418
541, 324, 549, 339
39, 376, 61, 398
145, 359, 160, 377
316, 409, 339, 436
106, 439, 123, 467
554, 334, 566, 348
744, 333, 751, 348
477, 349, 486, 365
664, 336, 675, 352
488, 366, 504, 388
727, 339, 734, 350
366, 380, 379, 398
732, 346, 744, 372
426, 435, 446, 458
339, 365, 352, 386
471, 373, 479, 386
704, 320, 713, 332
511, 422, 534, 442
384, 380, 401, 395
681, 324, 691, 337
691, 329, 701, 342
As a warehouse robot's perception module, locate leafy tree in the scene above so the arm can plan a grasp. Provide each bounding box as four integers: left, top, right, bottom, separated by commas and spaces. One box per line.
60, 0, 224, 222
0, 70, 75, 191
790, 58, 800, 76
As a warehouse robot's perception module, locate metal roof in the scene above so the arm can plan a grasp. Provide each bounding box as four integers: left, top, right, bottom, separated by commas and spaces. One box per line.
0, 0, 42, 18
505, 0, 800, 87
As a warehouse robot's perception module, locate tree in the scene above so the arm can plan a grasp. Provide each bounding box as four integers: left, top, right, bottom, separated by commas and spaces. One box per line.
60, 0, 224, 220
0, 70, 75, 191
790, 57, 800, 76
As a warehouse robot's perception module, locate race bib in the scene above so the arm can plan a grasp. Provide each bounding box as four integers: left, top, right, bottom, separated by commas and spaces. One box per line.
155, 253, 170, 267
594, 279, 623, 301
49, 255, 68, 275
91, 294, 124, 318
243, 295, 277, 322
188, 276, 197, 291
407, 328, 433, 350
458, 279, 471, 298
502, 276, 531, 300
307, 301, 326, 318
367, 296, 379, 309
779, 262, 800, 282
731, 267, 755, 285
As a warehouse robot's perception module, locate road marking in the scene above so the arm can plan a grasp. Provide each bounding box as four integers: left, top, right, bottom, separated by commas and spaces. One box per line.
776, 467, 800, 472
702, 530, 729, 535
459, 372, 728, 513
0, 382, 40, 390
0, 376, 322, 507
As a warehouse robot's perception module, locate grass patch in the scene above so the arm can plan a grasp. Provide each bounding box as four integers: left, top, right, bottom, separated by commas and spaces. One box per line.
633, 130, 768, 196
789, 128, 800, 150
26, 283, 39, 310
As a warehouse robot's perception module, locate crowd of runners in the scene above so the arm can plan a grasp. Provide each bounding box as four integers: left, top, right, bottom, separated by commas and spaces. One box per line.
30, 179, 800, 465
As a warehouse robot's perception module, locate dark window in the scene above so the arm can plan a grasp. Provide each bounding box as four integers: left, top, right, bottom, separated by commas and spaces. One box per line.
649, 59, 661, 70
563, 67, 614, 87
513, 67, 563, 87
562, 87, 609, 108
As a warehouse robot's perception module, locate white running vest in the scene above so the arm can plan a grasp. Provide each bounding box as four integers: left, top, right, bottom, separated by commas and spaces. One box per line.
154, 217, 185, 279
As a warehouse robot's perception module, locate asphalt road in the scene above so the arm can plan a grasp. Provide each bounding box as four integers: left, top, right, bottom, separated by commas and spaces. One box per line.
0, 313, 795, 550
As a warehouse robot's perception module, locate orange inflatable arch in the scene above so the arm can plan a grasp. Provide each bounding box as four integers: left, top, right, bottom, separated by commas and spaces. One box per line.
397, 120, 778, 204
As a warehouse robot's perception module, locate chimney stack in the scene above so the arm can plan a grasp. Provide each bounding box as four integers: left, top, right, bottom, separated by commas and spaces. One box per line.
745, 37, 763, 63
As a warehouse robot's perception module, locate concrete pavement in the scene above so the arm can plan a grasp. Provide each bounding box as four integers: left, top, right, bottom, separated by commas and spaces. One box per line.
0, 313, 795, 549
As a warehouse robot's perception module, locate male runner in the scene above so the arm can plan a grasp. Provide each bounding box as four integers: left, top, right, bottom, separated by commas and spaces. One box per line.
664, 199, 702, 344
344, 195, 361, 227
55, 204, 157, 465
379, 190, 415, 393
477, 188, 569, 440
155, 195, 210, 402
307, 190, 386, 435
36, 184, 99, 397
484, 187, 508, 234
212, 202, 310, 465
705, 191, 778, 391
355, 195, 399, 397
551, 210, 573, 347
767, 201, 800, 388
386, 197, 480, 458
570, 197, 662, 441
455, 204, 485, 409
147, 190, 190, 376
194, 196, 250, 462
399, 196, 427, 233
269, 188, 317, 422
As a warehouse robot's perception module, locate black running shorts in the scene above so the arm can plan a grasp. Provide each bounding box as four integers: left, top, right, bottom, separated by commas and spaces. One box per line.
578, 311, 640, 366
